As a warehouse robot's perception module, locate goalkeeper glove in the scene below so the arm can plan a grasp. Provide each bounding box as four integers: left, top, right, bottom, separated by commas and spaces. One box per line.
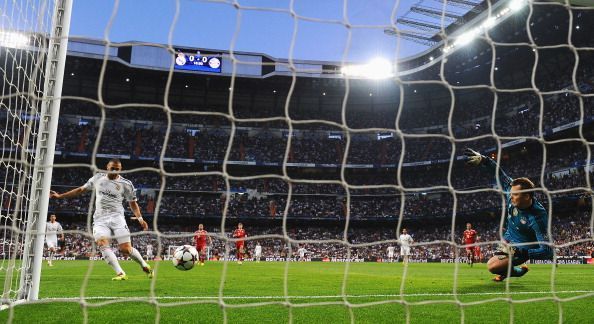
463, 148, 484, 166
494, 243, 529, 260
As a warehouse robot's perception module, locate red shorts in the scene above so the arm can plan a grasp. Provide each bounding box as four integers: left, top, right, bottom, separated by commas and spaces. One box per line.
236, 241, 244, 250
465, 246, 474, 252
196, 244, 207, 252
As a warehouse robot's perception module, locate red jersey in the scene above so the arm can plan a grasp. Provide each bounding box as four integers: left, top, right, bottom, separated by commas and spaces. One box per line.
463, 229, 477, 245
233, 228, 246, 240
194, 230, 208, 247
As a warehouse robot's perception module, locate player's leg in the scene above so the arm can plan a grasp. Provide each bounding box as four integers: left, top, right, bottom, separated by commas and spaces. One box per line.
198, 245, 206, 265
114, 223, 153, 278
46, 240, 56, 266
93, 222, 127, 279
237, 243, 244, 264
487, 255, 529, 282
466, 248, 473, 267
48, 246, 55, 266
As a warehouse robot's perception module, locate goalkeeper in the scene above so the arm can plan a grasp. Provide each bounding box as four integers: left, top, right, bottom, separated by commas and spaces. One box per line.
464, 148, 553, 282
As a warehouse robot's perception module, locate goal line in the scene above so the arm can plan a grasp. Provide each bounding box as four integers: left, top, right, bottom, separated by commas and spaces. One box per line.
40, 290, 594, 300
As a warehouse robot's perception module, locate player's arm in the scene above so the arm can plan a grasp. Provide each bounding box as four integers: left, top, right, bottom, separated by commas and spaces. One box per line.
525, 214, 553, 259
208, 234, 212, 245
58, 224, 64, 241
125, 182, 147, 230
49, 186, 87, 199
464, 148, 513, 192
128, 200, 148, 231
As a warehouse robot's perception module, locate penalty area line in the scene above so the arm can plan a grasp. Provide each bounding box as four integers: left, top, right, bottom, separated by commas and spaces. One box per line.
43, 290, 594, 300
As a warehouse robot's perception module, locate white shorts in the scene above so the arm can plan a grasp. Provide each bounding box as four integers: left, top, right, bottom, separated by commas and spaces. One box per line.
46, 238, 57, 249
93, 213, 131, 244
388, 252, 394, 258
400, 247, 411, 256
255, 252, 262, 257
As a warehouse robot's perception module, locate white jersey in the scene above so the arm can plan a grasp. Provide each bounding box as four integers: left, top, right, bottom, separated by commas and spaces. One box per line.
45, 221, 63, 241
146, 245, 153, 256
399, 234, 413, 247
83, 173, 137, 217
298, 248, 307, 257
255, 245, 262, 256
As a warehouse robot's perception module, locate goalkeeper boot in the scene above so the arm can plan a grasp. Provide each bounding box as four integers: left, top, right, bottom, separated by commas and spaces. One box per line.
143, 266, 154, 279
517, 265, 529, 277
112, 273, 128, 281
492, 274, 506, 282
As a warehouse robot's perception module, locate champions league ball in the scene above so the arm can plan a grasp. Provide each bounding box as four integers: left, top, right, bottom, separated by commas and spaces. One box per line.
172, 245, 198, 271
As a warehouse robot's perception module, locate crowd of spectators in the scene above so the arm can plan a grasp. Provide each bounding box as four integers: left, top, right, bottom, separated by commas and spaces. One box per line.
32, 212, 592, 261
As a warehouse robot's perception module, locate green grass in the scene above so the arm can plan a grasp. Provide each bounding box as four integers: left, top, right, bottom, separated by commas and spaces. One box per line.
1, 261, 593, 323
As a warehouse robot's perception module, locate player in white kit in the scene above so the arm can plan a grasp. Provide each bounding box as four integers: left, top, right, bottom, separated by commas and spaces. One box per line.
387, 245, 395, 263
297, 246, 307, 262
146, 244, 154, 260
399, 228, 414, 264
254, 242, 262, 263
50, 159, 153, 280
45, 214, 64, 267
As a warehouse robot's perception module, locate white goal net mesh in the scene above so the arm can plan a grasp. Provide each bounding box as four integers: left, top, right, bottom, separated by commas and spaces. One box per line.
2, 0, 594, 323
0, 0, 55, 303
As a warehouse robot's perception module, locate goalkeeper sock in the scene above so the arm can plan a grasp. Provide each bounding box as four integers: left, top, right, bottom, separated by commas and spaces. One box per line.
49, 250, 54, 263
129, 247, 149, 268
100, 246, 124, 275
510, 266, 527, 277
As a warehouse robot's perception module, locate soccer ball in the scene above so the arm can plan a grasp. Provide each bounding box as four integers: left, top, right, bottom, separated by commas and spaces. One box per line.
172, 245, 198, 271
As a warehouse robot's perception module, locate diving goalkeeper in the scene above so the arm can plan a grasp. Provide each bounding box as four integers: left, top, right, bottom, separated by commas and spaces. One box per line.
464, 148, 553, 282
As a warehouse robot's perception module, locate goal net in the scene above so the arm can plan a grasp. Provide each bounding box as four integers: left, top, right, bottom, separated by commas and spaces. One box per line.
1, 0, 594, 322
0, 0, 70, 305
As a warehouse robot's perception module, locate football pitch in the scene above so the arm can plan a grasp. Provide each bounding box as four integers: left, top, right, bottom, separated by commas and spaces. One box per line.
1, 261, 592, 323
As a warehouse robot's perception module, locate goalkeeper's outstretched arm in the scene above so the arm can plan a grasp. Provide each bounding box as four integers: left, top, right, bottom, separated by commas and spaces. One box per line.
463, 148, 513, 192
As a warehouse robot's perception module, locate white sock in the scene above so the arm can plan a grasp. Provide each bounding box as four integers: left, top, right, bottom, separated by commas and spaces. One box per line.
100, 246, 124, 275
129, 247, 149, 268
49, 250, 55, 262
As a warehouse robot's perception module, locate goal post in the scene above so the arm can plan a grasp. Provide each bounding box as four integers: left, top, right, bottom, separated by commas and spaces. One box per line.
0, 0, 73, 304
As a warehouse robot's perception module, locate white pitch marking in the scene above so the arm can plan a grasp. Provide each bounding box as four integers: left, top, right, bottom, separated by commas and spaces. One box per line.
41, 290, 594, 300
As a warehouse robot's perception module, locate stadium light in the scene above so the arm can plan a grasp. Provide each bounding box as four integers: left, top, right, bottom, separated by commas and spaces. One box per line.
481, 17, 497, 29
443, 0, 530, 54
508, 0, 528, 12
341, 57, 395, 79
454, 30, 479, 47
0, 31, 29, 48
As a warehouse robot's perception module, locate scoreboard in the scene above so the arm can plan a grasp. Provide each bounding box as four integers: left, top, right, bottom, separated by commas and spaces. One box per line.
174, 49, 222, 73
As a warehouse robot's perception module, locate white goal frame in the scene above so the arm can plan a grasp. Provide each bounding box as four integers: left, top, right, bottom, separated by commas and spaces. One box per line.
14, 0, 73, 303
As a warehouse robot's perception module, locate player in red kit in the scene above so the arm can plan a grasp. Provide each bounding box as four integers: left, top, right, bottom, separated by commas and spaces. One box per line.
194, 224, 212, 266
463, 222, 478, 267
232, 223, 247, 265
